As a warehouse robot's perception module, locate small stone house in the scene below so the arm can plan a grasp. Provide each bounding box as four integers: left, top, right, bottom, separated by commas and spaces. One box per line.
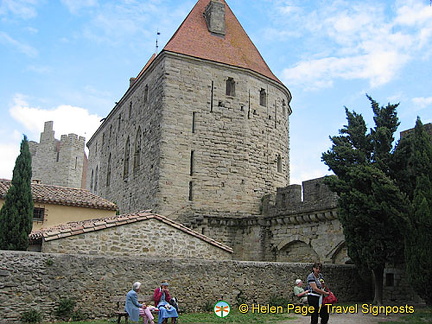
29, 211, 233, 260
0, 179, 117, 232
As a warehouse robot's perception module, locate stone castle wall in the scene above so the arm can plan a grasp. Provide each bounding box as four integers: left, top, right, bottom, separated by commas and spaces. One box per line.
87, 54, 164, 214
190, 177, 346, 263
87, 52, 291, 220
29, 121, 86, 188
0, 251, 371, 323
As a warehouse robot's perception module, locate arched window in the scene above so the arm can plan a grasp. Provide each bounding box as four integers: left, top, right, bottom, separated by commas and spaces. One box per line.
260, 88, 267, 107
129, 101, 133, 118
277, 154, 282, 173
134, 127, 142, 172
106, 154, 112, 186
282, 99, 287, 116
90, 169, 94, 191
95, 166, 99, 193
124, 137, 130, 179
144, 85, 149, 103
188, 181, 193, 201
226, 77, 235, 96
190, 150, 194, 175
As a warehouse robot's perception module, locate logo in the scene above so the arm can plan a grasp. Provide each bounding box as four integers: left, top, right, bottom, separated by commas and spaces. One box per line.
214, 301, 230, 318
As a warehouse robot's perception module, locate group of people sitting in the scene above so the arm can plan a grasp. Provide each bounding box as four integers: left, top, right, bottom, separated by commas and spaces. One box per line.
125, 280, 179, 324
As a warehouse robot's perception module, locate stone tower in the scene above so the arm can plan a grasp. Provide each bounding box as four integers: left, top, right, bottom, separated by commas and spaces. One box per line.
86, 0, 292, 221
29, 121, 87, 188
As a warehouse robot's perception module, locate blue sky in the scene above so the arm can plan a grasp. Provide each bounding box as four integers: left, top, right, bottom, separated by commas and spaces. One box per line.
1, 0, 431, 186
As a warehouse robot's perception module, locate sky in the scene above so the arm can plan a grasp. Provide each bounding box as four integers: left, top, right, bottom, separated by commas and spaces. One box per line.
1, 0, 431, 186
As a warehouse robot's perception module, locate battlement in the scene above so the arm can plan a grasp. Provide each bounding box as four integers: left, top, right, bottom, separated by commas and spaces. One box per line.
262, 177, 338, 217
60, 134, 86, 148
30, 121, 87, 188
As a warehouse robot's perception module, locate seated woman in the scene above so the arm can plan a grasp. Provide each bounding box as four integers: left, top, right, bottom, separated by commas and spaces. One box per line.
125, 282, 155, 324
293, 279, 309, 304
153, 281, 178, 324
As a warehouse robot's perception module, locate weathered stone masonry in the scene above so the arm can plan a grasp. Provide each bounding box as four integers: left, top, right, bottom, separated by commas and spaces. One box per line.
0, 251, 371, 323
190, 177, 347, 263
29, 121, 87, 189
33, 212, 232, 260
86, 0, 292, 223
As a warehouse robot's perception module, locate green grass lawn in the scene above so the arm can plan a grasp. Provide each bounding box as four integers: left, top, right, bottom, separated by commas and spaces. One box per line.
38, 306, 432, 324
42, 309, 294, 324
380, 306, 432, 324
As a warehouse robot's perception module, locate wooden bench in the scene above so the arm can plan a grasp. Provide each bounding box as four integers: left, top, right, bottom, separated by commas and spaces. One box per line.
113, 296, 129, 324
113, 295, 158, 324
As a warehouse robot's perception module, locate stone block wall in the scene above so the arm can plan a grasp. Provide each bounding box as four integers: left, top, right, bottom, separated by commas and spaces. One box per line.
86, 56, 164, 213
0, 251, 371, 323
190, 177, 345, 262
40, 217, 232, 260
86, 51, 291, 221
161, 53, 290, 220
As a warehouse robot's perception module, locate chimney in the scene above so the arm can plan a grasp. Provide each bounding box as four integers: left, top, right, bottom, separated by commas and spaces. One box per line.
204, 0, 225, 36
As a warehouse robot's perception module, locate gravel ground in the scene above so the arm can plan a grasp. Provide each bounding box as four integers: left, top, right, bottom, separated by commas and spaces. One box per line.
281, 311, 403, 324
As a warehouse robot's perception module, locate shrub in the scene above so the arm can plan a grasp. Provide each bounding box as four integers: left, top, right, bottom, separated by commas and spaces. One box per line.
20, 309, 42, 323
268, 295, 291, 307
55, 298, 76, 320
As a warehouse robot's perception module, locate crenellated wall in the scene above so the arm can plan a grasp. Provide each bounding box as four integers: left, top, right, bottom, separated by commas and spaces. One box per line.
190, 177, 346, 263
29, 121, 87, 188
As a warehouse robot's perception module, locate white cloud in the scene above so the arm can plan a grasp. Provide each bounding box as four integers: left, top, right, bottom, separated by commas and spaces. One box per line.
79, 2, 160, 44
277, 0, 432, 89
394, 0, 432, 26
65, 0, 189, 48
60, 0, 98, 14
0, 95, 102, 179
26, 65, 51, 74
0, 143, 18, 180
0, 0, 40, 19
0, 31, 38, 57
9, 94, 102, 141
0, 131, 22, 180
412, 96, 432, 109
282, 50, 408, 90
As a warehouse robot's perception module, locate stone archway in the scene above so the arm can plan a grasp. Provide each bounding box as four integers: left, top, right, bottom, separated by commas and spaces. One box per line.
276, 240, 319, 262
327, 241, 351, 264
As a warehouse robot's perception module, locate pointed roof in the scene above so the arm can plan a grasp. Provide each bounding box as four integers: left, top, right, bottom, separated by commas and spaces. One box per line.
163, 0, 282, 84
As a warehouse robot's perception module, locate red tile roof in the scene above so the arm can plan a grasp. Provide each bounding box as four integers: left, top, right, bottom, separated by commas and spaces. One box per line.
132, 53, 157, 86
163, 0, 282, 84
0, 179, 117, 211
29, 211, 233, 253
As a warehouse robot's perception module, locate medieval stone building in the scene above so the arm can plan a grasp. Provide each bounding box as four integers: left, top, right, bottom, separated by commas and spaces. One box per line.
86, 0, 292, 223
84, 0, 349, 264
29, 121, 87, 189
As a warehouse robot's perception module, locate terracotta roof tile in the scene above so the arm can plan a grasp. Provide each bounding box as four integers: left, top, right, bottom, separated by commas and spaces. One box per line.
0, 179, 117, 211
134, 53, 157, 83
29, 211, 233, 253
163, 0, 281, 84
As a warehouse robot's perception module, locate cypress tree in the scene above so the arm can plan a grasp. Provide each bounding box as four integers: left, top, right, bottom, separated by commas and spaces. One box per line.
322, 96, 408, 305
392, 118, 432, 306
0, 135, 34, 250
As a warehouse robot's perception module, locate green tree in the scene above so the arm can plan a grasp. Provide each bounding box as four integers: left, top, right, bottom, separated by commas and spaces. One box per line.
322, 96, 408, 305
392, 118, 432, 306
0, 135, 34, 250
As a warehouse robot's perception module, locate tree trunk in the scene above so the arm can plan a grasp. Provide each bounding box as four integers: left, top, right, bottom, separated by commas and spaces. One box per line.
372, 267, 384, 305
